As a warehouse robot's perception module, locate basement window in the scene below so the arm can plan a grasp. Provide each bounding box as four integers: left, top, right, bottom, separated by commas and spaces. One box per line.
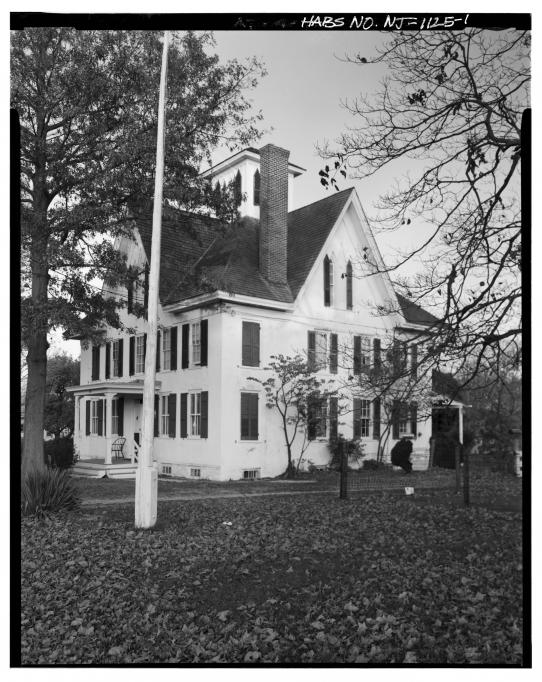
243, 469, 260, 480
190, 468, 201, 478
162, 465, 172, 476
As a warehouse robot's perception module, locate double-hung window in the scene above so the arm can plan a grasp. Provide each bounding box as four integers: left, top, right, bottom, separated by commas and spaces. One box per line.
112, 341, 121, 377
190, 392, 201, 436
353, 398, 372, 438
160, 395, 169, 436
91, 400, 100, 435
323, 256, 334, 307
162, 328, 172, 370
135, 334, 145, 373
191, 323, 201, 366
308, 396, 327, 440
240, 393, 259, 440
111, 398, 119, 435
354, 335, 372, 374
393, 401, 418, 439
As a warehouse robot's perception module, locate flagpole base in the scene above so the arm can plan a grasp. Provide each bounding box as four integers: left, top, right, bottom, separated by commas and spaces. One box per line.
135, 465, 158, 528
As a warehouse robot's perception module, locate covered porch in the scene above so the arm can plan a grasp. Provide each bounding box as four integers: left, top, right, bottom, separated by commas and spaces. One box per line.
68, 379, 161, 474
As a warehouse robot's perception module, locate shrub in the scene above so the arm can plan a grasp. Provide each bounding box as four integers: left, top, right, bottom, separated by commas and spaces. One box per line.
44, 437, 75, 469
22, 468, 80, 517
328, 435, 365, 470
362, 458, 387, 471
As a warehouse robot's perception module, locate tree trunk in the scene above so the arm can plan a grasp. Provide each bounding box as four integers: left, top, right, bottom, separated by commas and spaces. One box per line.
285, 441, 296, 479
21, 183, 49, 480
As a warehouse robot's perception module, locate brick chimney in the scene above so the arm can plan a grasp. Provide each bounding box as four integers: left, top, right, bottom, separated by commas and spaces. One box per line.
259, 144, 289, 284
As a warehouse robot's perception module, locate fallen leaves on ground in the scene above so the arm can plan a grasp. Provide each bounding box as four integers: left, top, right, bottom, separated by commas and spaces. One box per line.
21, 484, 523, 664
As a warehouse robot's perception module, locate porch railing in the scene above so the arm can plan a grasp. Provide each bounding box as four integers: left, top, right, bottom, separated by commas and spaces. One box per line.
132, 441, 140, 465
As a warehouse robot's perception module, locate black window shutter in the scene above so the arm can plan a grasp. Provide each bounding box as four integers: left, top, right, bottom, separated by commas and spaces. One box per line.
242, 322, 260, 367
154, 395, 159, 437
180, 393, 188, 437
307, 397, 316, 441
254, 323, 260, 366
392, 400, 400, 439
330, 333, 338, 374
201, 391, 208, 438
411, 344, 418, 378
323, 256, 331, 306
105, 342, 111, 379
373, 338, 381, 373
156, 330, 161, 372
181, 324, 189, 369
118, 339, 124, 377
144, 334, 147, 362
91, 345, 100, 381
241, 393, 257, 440
372, 398, 381, 440
170, 326, 178, 370
307, 331, 316, 371
240, 393, 248, 439
117, 397, 124, 437
242, 322, 249, 366
127, 277, 133, 314
200, 319, 208, 366
129, 336, 135, 376
144, 265, 149, 314
168, 393, 176, 438
97, 399, 104, 436
251, 394, 258, 439
410, 403, 418, 438
353, 336, 361, 375
353, 398, 361, 438
85, 400, 91, 435
329, 396, 338, 440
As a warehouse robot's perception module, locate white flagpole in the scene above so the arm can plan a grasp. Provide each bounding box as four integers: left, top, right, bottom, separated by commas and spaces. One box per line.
135, 30, 170, 528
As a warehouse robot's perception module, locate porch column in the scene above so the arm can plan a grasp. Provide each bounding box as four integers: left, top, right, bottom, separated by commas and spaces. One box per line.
104, 392, 117, 465
458, 405, 464, 445
74, 395, 81, 439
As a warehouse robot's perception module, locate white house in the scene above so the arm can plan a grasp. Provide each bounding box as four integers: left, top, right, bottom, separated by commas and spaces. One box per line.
69, 144, 456, 480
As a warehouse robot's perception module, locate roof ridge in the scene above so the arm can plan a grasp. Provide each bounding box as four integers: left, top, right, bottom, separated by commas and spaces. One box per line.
288, 187, 354, 216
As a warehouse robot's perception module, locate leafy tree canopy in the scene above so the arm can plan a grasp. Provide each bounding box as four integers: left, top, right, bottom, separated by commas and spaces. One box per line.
320, 29, 528, 387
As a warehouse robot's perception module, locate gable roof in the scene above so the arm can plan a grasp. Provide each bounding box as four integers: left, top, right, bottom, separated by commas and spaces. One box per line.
134, 192, 437, 328
135, 189, 353, 307
135, 206, 220, 305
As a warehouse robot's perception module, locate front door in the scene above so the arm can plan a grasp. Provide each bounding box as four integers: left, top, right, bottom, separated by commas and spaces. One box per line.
126, 399, 142, 459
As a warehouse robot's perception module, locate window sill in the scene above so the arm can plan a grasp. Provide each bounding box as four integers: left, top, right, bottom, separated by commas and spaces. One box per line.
237, 439, 264, 444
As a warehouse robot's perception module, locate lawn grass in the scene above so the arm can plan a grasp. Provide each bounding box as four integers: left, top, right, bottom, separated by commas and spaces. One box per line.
21, 483, 523, 664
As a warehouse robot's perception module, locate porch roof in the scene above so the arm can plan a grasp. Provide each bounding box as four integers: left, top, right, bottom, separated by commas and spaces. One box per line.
66, 379, 162, 396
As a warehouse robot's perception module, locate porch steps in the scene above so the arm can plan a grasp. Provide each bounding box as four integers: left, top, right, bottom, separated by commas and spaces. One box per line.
71, 461, 137, 479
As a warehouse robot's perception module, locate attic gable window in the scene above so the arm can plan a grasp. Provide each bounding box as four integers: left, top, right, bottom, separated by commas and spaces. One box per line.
253, 169, 260, 206
324, 256, 333, 307
234, 170, 242, 207
346, 260, 353, 310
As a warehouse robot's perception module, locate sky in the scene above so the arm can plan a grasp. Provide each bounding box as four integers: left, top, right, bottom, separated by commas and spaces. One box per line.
210, 30, 388, 210
210, 30, 426, 259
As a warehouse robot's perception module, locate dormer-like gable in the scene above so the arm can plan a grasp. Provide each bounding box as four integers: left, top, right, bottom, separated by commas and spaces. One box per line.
201, 147, 305, 218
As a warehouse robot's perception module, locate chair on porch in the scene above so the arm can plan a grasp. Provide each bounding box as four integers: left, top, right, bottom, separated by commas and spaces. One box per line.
111, 437, 127, 462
